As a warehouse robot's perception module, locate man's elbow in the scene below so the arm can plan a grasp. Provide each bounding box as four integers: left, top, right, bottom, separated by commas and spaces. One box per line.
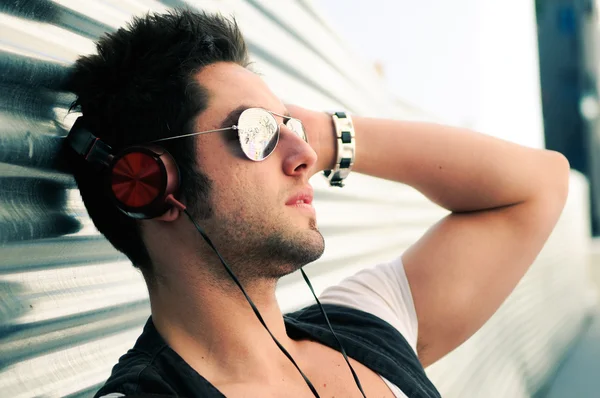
523, 150, 571, 235
539, 150, 570, 208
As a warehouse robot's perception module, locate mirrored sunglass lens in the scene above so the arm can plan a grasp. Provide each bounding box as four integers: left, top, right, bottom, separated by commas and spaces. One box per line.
285, 118, 307, 142
237, 109, 279, 160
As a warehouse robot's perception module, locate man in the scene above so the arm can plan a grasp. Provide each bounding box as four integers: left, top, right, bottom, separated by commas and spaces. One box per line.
64, 8, 570, 398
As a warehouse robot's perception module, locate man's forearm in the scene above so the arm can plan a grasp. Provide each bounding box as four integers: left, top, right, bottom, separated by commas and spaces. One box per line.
331, 117, 569, 212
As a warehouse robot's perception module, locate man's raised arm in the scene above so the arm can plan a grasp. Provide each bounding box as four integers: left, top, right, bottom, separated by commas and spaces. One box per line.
294, 107, 570, 367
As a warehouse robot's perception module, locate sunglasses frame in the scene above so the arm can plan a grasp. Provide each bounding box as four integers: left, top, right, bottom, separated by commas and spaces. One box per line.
150, 108, 307, 161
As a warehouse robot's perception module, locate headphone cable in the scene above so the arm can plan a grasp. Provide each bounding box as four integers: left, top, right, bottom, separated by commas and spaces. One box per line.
183, 209, 367, 398
184, 209, 320, 397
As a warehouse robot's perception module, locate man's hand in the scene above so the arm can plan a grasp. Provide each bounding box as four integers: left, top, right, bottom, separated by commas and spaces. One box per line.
285, 104, 336, 174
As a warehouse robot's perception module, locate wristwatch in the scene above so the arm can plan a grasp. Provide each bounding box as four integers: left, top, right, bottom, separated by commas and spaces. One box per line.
323, 111, 356, 187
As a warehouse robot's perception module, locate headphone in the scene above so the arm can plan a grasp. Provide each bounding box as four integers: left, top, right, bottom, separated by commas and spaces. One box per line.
66, 117, 186, 219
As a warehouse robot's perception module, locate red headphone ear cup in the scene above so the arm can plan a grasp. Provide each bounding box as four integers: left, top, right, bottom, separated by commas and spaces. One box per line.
111, 151, 163, 208
108, 145, 181, 219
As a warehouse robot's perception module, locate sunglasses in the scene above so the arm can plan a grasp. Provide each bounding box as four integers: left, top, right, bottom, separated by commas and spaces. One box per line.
151, 108, 307, 161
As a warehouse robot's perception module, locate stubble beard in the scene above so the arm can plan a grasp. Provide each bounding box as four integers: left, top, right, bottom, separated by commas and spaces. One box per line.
259, 218, 324, 278
205, 211, 325, 283
186, 175, 325, 284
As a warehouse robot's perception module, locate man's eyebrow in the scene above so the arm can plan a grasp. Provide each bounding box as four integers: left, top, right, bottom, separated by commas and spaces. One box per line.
218, 106, 292, 129
219, 105, 248, 129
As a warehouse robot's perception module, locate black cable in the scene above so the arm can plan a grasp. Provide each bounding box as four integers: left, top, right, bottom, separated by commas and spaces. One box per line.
183, 209, 321, 398
301, 269, 367, 398
184, 209, 367, 398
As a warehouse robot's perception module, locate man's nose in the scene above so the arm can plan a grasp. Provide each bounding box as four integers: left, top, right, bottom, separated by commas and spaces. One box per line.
278, 124, 318, 177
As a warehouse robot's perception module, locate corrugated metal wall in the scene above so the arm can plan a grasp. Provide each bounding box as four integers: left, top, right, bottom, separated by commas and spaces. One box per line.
0, 1, 597, 398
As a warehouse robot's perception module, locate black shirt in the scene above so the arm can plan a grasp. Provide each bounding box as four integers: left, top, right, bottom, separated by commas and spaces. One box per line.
94, 304, 441, 398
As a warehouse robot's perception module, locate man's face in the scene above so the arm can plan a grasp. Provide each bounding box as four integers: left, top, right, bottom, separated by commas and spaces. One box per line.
190, 62, 324, 280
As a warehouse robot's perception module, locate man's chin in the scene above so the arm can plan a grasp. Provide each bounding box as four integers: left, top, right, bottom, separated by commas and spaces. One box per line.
268, 231, 324, 274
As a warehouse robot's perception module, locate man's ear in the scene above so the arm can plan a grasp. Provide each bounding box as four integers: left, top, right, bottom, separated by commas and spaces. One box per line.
153, 205, 181, 222
152, 194, 187, 222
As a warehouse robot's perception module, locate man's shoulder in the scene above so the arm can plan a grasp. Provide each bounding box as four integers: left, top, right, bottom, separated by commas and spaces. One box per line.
315, 258, 420, 352
285, 302, 411, 347
94, 318, 223, 398
285, 302, 418, 367
285, 303, 441, 398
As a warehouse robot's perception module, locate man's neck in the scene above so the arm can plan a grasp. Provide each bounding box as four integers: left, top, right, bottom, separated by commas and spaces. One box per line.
148, 270, 301, 385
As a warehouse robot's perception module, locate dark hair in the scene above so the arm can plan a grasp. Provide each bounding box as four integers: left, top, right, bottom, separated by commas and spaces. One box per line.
65, 9, 250, 273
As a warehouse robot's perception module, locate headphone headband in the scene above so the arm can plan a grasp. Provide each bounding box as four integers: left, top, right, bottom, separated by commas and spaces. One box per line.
67, 117, 114, 167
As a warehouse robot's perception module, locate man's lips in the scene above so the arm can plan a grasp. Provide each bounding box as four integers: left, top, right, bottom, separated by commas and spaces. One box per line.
285, 187, 314, 206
